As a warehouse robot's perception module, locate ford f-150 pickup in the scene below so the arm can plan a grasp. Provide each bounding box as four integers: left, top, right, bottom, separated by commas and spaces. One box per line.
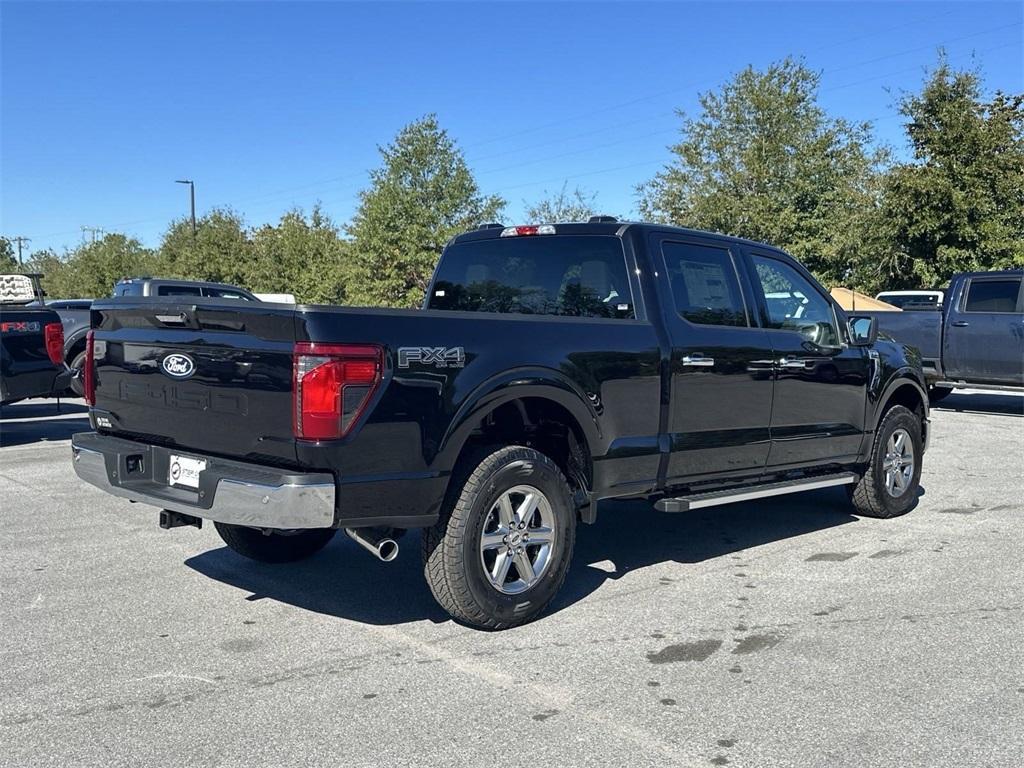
71, 220, 930, 629
861, 270, 1023, 401
1, 274, 71, 405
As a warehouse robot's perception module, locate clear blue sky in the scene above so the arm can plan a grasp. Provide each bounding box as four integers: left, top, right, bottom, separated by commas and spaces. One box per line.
2, 1, 1021, 256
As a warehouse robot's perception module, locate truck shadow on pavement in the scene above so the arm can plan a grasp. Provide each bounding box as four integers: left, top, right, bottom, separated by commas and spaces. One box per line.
185, 486, 886, 627
929, 391, 1023, 417
0, 400, 89, 447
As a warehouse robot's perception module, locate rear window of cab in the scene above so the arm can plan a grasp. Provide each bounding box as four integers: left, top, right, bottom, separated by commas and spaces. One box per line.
428, 235, 634, 319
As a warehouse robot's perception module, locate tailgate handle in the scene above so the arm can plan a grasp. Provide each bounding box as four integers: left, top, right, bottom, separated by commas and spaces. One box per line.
154, 307, 200, 329
155, 313, 188, 325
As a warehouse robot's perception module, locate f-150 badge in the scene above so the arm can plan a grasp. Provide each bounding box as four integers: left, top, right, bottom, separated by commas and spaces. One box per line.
397, 346, 466, 369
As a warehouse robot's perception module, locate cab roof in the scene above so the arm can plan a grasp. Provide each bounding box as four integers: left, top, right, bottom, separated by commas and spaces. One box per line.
450, 220, 788, 254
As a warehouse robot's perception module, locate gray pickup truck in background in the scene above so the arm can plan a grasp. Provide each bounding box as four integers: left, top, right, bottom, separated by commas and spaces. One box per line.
50, 280, 261, 394
862, 270, 1023, 401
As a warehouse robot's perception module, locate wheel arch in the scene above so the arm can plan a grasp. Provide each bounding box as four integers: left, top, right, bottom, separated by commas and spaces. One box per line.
873, 373, 929, 450
64, 328, 89, 362
436, 369, 602, 516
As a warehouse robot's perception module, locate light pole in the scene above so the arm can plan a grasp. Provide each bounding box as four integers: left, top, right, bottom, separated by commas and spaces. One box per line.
175, 179, 196, 237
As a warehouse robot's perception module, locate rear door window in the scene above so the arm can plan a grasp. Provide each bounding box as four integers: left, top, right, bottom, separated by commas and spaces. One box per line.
661, 241, 747, 327
429, 235, 633, 318
963, 279, 1021, 313
157, 285, 203, 297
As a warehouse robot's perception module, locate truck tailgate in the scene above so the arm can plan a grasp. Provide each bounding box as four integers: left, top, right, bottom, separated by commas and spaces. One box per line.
90, 300, 299, 464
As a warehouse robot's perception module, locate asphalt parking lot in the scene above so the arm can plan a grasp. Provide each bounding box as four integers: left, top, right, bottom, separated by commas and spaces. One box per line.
1, 392, 1022, 768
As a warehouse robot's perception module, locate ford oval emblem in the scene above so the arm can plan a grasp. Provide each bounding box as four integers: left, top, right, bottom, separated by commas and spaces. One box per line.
161, 353, 196, 379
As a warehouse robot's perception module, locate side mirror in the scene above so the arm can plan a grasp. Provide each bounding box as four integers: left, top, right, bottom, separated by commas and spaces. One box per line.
847, 315, 878, 346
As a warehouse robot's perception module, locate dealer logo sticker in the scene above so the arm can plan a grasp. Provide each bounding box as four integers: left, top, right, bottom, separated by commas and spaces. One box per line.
161, 353, 196, 379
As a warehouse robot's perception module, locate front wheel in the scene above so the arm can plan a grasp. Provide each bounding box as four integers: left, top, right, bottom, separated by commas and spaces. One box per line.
849, 404, 922, 519
422, 446, 576, 630
214, 523, 336, 563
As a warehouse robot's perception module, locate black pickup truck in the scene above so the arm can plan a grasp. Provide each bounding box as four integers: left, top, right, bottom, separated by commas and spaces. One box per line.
72, 220, 930, 629
1, 274, 71, 405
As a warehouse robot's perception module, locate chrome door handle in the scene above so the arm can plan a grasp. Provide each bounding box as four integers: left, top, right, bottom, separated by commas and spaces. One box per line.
682, 354, 715, 367
778, 357, 807, 369
951, 320, 969, 327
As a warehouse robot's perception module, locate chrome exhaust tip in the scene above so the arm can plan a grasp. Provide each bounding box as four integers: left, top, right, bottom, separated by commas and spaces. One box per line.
345, 527, 399, 562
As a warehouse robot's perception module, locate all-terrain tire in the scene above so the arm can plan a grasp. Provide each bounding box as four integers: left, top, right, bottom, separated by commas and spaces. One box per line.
849, 404, 922, 519
214, 523, 337, 563
422, 445, 576, 630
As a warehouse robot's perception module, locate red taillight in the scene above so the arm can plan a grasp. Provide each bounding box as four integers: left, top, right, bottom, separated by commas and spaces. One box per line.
293, 343, 383, 440
84, 331, 96, 406
44, 322, 64, 365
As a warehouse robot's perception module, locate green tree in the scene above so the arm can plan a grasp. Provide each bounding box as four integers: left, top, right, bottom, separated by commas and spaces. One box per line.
249, 205, 351, 304
159, 208, 254, 286
638, 57, 887, 287
876, 57, 1024, 290
524, 183, 603, 223
347, 115, 505, 307
0, 237, 18, 271
21, 249, 72, 298
54, 234, 160, 297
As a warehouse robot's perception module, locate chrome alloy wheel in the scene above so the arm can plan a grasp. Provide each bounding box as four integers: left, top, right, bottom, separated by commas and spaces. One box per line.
882, 427, 915, 497
479, 485, 557, 595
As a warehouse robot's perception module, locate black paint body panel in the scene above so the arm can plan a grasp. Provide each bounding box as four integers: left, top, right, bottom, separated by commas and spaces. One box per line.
0, 306, 71, 404
84, 223, 928, 527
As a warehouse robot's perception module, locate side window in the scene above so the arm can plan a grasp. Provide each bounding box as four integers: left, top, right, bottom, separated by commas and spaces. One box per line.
157, 285, 202, 297
963, 279, 1020, 313
751, 255, 840, 347
206, 288, 252, 301
661, 242, 747, 327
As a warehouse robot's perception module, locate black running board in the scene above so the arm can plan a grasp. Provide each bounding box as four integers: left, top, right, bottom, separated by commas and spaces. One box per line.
654, 472, 857, 512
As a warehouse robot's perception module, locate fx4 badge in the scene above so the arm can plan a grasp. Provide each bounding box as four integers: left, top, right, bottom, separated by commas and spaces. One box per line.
397, 346, 466, 369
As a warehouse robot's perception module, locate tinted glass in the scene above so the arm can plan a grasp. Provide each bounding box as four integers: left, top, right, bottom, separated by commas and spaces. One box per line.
206, 288, 252, 300
661, 242, 746, 327
879, 294, 940, 309
157, 285, 202, 297
114, 283, 141, 296
752, 255, 840, 347
964, 279, 1020, 313
428, 235, 633, 318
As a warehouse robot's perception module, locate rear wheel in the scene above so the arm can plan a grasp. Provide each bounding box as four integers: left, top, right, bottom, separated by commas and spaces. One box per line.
214, 523, 336, 563
68, 350, 87, 397
422, 445, 576, 630
849, 404, 922, 519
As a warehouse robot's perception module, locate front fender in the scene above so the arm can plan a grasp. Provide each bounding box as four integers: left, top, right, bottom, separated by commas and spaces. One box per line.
872, 371, 928, 426
436, 366, 602, 472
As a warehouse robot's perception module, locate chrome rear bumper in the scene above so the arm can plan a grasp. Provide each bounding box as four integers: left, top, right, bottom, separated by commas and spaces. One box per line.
71, 432, 335, 529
